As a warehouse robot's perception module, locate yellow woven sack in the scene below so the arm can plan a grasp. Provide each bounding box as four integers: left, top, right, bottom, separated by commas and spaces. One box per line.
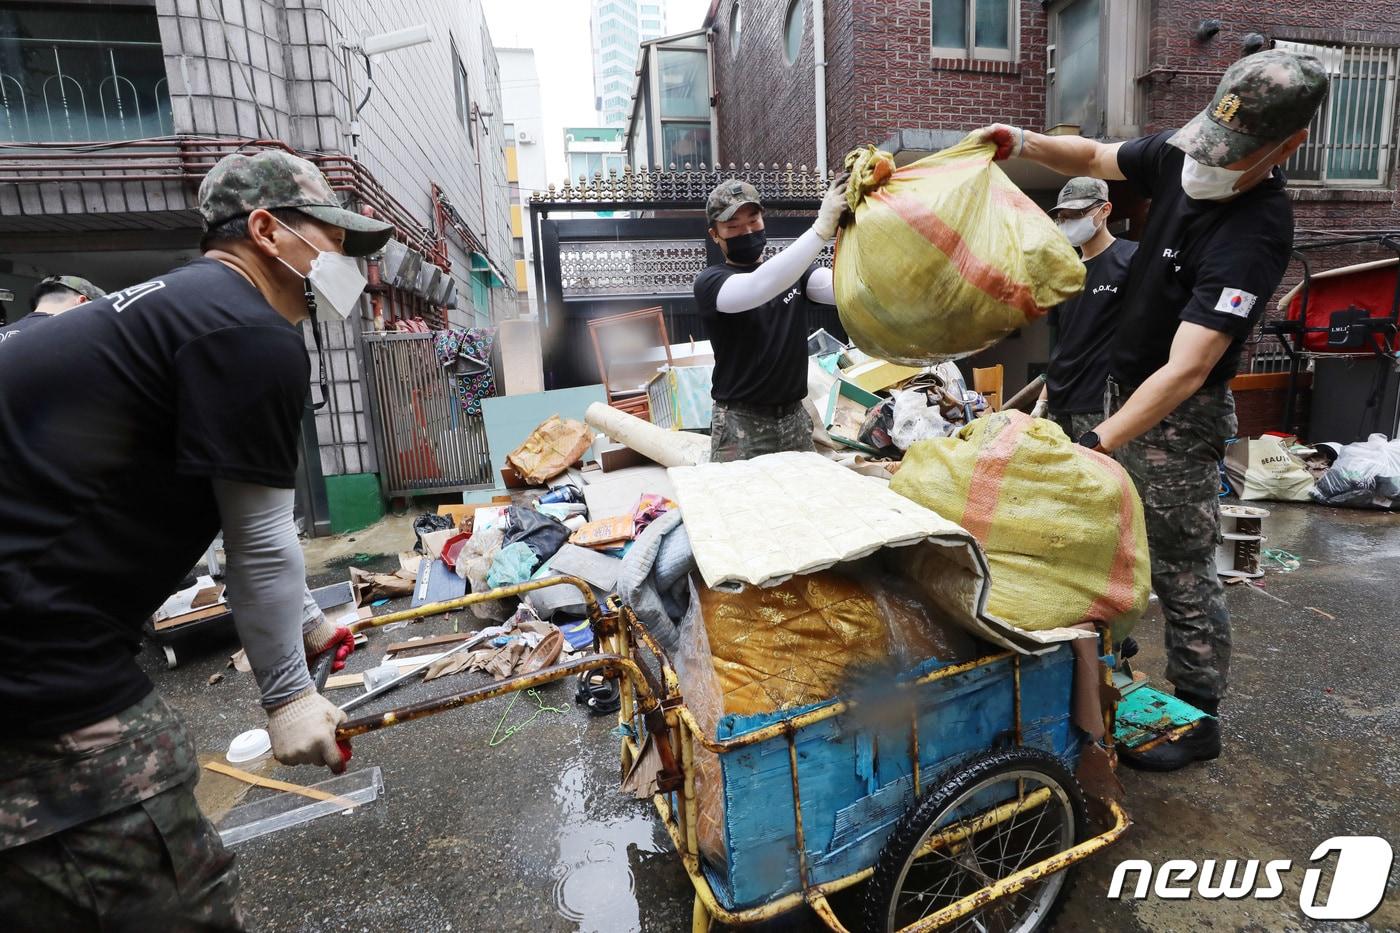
834, 133, 1085, 364
890, 411, 1148, 639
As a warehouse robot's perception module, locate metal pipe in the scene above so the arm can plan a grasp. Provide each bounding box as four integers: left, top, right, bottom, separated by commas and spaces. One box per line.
676, 652, 1015, 753
787, 731, 811, 889
812, 0, 828, 176
346, 575, 602, 633
337, 653, 658, 739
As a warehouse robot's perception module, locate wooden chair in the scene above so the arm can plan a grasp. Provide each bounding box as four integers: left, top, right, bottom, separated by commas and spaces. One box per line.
973, 364, 1004, 413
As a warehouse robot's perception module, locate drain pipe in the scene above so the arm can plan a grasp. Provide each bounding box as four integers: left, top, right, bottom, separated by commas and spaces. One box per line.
813, 0, 828, 176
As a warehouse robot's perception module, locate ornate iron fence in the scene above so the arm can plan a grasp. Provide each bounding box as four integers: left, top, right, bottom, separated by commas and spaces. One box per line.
559, 237, 834, 298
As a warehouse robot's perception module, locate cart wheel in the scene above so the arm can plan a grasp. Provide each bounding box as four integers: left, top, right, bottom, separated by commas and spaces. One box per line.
863, 747, 1087, 933
163, 645, 178, 670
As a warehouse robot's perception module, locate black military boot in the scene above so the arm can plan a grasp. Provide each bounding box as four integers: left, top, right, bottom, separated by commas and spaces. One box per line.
1120, 692, 1221, 772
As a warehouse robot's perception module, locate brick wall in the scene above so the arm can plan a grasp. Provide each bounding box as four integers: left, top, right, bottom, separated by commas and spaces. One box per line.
846, 0, 1048, 155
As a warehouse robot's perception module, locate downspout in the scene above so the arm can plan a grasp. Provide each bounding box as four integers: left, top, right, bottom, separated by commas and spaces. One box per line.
813, 0, 828, 176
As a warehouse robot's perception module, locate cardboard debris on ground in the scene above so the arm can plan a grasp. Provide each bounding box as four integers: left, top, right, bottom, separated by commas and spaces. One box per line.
419, 528, 457, 562
153, 575, 231, 631
507, 415, 594, 485
349, 566, 415, 607
581, 465, 675, 520
571, 515, 633, 549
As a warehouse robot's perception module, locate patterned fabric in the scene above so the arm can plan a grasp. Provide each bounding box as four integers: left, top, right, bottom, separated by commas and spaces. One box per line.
705, 178, 763, 224
1110, 379, 1238, 700
198, 149, 393, 256
1052, 177, 1110, 213
708, 402, 814, 462
434, 327, 497, 415
0, 690, 197, 850
0, 782, 240, 930
38, 275, 106, 301
1168, 49, 1329, 166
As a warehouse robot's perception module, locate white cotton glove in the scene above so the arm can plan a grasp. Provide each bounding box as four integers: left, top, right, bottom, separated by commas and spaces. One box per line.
1031, 399, 1049, 419
812, 174, 852, 241
976, 124, 1026, 161
266, 688, 350, 773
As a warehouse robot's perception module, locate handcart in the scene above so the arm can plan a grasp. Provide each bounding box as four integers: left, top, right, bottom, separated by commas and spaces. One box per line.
335, 576, 1135, 933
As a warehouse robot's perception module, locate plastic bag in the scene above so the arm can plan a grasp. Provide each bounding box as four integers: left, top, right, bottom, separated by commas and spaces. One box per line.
413, 512, 454, 553
890, 389, 950, 450
502, 505, 570, 564
1224, 435, 1315, 501
857, 398, 900, 456
1310, 433, 1400, 510
890, 411, 1149, 640
506, 415, 592, 485
834, 134, 1085, 364
456, 527, 513, 621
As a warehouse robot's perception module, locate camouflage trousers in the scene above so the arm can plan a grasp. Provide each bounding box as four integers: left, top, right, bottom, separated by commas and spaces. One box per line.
1047, 409, 1103, 444
1109, 379, 1237, 702
709, 400, 815, 463
0, 692, 241, 931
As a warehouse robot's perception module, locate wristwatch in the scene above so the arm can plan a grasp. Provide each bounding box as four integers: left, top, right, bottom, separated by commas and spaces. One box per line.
1077, 430, 1102, 450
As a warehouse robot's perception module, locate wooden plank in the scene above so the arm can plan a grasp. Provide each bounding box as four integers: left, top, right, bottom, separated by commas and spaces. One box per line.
384, 631, 483, 655
153, 604, 230, 631
203, 761, 357, 809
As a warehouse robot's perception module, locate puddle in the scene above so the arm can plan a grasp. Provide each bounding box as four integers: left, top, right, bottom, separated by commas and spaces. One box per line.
550, 760, 666, 933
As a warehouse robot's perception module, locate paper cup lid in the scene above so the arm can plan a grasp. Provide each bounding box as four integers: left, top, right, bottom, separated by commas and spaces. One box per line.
227, 728, 271, 763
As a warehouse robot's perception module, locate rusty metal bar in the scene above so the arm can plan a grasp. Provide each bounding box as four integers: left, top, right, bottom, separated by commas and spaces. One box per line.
1013, 654, 1023, 746
787, 730, 811, 891
909, 710, 922, 799
676, 652, 1015, 753
337, 653, 656, 739
805, 892, 853, 933
347, 575, 602, 633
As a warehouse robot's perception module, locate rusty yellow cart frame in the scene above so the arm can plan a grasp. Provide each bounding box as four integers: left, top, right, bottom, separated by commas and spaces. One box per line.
340, 577, 1132, 932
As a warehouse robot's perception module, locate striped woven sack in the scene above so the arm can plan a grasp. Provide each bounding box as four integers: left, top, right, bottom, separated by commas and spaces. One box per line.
890, 411, 1148, 640
834, 133, 1085, 364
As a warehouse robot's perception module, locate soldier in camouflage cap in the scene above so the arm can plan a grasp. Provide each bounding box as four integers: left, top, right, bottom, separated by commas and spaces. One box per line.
974, 51, 1328, 772
1050, 176, 1110, 215
199, 149, 393, 256
1168, 48, 1329, 168
705, 178, 764, 225
0, 274, 106, 338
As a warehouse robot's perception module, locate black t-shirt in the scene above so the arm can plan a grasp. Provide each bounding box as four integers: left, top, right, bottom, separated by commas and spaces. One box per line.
1112, 131, 1295, 388
0, 310, 57, 342
0, 258, 310, 735
1047, 238, 1138, 414
694, 262, 818, 405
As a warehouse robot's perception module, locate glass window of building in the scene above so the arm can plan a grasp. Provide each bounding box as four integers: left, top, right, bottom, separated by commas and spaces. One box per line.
729, 1, 741, 57
658, 49, 708, 119
784, 0, 806, 64
662, 122, 710, 167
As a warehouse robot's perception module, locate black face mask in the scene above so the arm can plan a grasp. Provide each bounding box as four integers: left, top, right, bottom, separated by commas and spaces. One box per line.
722, 229, 767, 264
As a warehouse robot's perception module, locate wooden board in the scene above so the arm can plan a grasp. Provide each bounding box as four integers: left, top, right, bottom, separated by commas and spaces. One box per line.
385, 632, 482, 655
152, 603, 230, 632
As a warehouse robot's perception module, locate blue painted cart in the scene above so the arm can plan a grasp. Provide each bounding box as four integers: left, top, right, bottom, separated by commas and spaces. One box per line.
337, 579, 1139, 933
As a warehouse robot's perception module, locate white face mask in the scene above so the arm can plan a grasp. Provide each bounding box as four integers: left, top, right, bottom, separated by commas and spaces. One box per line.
275, 219, 367, 319
1180, 140, 1285, 202
1056, 211, 1101, 248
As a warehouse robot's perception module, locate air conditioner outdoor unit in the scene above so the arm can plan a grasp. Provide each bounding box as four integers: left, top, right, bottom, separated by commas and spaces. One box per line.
517, 130, 535, 144
436, 277, 457, 310
416, 264, 442, 299
381, 240, 423, 291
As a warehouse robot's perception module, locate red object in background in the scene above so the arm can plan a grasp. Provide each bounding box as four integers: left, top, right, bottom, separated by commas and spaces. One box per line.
1279, 258, 1399, 353
440, 532, 472, 572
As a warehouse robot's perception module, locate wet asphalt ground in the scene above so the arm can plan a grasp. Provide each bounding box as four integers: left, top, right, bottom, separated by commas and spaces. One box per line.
144, 502, 1399, 932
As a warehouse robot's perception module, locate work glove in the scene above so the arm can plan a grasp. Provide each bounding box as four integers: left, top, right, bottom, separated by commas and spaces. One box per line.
1030, 399, 1049, 419
266, 688, 351, 773
976, 124, 1026, 161
812, 173, 852, 241
304, 614, 355, 673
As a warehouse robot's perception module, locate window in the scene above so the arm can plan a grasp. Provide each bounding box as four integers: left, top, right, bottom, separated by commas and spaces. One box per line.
658, 49, 708, 119
931, 0, 1016, 61
451, 42, 473, 148
1279, 40, 1398, 186
1047, 0, 1099, 132
641, 4, 661, 13
0, 3, 172, 142
729, 1, 741, 58
662, 121, 711, 167
784, 0, 806, 64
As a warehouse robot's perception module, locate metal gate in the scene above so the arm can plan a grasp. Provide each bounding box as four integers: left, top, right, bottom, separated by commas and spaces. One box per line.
361, 332, 494, 497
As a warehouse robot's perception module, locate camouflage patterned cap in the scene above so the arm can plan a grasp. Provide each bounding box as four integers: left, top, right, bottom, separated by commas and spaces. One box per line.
199, 149, 394, 256
706, 178, 763, 225
1168, 49, 1329, 167
38, 274, 106, 301
1051, 177, 1109, 214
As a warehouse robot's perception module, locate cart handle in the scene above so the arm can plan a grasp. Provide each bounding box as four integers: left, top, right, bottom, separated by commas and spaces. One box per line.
347, 574, 602, 633
335, 652, 658, 740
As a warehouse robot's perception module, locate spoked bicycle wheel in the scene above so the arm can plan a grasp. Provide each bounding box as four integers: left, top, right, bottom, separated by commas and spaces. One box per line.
864, 747, 1088, 933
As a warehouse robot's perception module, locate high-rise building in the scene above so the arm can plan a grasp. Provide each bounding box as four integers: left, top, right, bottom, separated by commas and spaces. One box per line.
591, 0, 668, 127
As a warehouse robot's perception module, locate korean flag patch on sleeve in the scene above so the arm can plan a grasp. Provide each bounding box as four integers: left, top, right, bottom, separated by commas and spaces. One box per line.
1214, 288, 1257, 318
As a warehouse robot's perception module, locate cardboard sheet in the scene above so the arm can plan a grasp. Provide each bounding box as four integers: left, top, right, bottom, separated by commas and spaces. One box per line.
581, 465, 675, 520
668, 452, 1085, 653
